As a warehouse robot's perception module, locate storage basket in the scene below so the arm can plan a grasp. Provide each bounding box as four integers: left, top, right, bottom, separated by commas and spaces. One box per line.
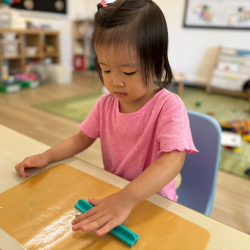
1, 39, 19, 57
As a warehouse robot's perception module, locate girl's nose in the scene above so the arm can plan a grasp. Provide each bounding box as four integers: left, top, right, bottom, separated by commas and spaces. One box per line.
112, 76, 124, 87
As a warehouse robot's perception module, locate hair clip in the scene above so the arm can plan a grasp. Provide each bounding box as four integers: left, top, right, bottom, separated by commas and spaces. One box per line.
101, 0, 108, 7
97, 0, 109, 10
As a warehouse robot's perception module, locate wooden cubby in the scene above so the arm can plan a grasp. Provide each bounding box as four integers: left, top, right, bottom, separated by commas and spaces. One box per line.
0, 29, 60, 74
72, 19, 95, 71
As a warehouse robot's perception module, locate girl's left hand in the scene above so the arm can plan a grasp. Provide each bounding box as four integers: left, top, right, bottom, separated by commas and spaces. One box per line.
71, 191, 136, 236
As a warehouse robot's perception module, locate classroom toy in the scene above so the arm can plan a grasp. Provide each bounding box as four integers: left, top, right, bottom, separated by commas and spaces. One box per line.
243, 79, 250, 114
0, 82, 21, 93
75, 199, 139, 248
232, 147, 241, 153
195, 101, 201, 107
221, 131, 241, 149
245, 168, 250, 176
224, 146, 241, 152
220, 120, 250, 141
18, 79, 40, 88
243, 135, 250, 142
15, 73, 39, 81
15, 73, 40, 89
207, 112, 214, 116
2, 75, 15, 84
0, 75, 21, 93
243, 80, 250, 93
220, 119, 250, 153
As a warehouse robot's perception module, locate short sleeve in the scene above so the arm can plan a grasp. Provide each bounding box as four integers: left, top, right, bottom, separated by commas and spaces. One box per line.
78, 97, 102, 139
156, 95, 198, 157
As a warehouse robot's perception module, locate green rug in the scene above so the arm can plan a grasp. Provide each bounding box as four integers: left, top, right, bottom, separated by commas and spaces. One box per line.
35, 86, 250, 180
35, 91, 103, 122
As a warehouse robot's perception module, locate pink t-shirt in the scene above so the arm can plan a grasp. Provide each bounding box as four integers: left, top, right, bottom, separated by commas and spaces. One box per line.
79, 89, 198, 201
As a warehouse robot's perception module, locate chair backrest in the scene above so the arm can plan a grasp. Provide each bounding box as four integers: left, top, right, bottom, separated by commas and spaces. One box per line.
177, 110, 221, 216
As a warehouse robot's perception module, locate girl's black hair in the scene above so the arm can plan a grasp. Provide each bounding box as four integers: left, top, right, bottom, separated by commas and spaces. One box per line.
92, 0, 173, 89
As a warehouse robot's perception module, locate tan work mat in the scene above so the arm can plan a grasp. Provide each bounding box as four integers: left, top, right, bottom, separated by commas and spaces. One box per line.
0, 164, 211, 249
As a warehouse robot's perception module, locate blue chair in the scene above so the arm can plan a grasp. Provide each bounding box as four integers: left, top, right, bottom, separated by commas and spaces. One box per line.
177, 110, 221, 216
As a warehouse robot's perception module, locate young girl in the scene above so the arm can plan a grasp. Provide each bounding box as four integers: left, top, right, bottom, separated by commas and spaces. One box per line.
15, 0, 197, 237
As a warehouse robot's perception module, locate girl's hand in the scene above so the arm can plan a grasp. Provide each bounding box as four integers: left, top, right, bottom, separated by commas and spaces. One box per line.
15, 153, 50, 178
71, 191, 136, 236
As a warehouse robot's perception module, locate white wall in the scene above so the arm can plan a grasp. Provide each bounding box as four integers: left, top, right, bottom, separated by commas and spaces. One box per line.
81, 0, 250, 86
156, 0, 250, 85
8, 0, 250, 85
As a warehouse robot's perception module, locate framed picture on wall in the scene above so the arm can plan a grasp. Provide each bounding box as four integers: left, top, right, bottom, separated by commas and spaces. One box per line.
184, 0, 250, 30
11, 0, 67, 15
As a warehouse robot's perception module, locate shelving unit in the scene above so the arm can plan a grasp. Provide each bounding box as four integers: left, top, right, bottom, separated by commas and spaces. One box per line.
72, 20, 95, 72
207, 46, 250, 98
0, 29, 60, 74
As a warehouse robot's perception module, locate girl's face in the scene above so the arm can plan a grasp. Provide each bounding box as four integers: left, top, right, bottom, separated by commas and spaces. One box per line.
96, 45, 157, 112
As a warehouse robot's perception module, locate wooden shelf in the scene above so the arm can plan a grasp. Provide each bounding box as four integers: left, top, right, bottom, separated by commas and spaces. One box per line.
74, 37, 86, 40
0, 29, 60, 74
72, 20, 95, 71
42, 52, 59, 57
1, 55, 22, 60
24, 54, 41, 58
0, 29, 59, 35
207, 46, 250, 98
207, 86, 248, 99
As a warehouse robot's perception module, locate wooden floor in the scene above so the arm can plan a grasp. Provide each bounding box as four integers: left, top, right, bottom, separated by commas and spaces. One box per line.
1, 73, 250, 234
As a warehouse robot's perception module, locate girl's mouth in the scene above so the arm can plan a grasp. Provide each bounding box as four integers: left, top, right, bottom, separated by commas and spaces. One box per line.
115, 92, 127, 97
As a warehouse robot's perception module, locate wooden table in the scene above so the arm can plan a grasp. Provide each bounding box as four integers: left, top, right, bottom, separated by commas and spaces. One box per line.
158, 72, 185, 95
0, 124, 250, 250
173, 72, 185, 95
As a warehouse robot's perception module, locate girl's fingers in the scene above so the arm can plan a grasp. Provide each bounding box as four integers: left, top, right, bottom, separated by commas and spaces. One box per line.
15, 163, 25, 177
24, 171, 30, 178
15, 160, 32, 177
81, 214, 112, 232
89, 197, 103, 206
27, 157, 39, 168
72, 211, 104, 231
96, 219, 117, 236
15, 163, 21, 174
26, 161, 32, 166
72, 208, 97, 225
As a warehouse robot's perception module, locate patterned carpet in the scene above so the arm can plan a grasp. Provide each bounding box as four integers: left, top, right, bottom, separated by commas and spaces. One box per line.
35, 85, 250, 180
174, 86, 250, 180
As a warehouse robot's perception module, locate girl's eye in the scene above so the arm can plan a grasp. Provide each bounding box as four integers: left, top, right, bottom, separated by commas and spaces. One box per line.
124, 72, 136, 76
103, 70, 111, 74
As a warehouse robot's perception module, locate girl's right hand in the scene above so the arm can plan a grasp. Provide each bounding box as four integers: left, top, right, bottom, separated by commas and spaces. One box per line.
15, 153, 50, 178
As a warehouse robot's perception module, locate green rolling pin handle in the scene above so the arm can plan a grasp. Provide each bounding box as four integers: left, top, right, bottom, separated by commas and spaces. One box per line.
74, 199, 139, 248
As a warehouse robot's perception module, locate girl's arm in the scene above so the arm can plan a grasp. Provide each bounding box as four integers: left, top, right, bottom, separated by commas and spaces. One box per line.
121, 150, 185, 204
71, 150, 186, 236
45, 131, 96, 162
15, 131, 95, 177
